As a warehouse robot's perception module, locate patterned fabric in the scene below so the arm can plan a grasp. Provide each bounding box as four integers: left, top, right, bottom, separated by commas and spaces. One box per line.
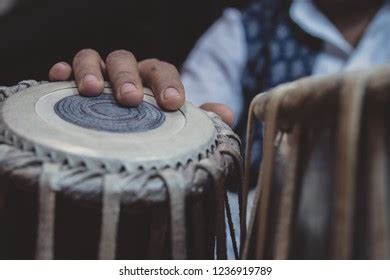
239, 0, 321, 171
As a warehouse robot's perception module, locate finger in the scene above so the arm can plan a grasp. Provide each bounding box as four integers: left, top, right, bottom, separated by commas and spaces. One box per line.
73, 49, 105, 96
139, 59, 185, 111
200, 103, 234, 127
106, 50, 143, 107
49, 62, 72, 81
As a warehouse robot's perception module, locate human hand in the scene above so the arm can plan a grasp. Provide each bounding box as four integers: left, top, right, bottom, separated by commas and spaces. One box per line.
49, 49, 234, 125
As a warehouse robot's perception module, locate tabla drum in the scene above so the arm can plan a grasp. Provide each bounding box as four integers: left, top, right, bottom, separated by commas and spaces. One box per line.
243, 66, 390, 260
0, 81, 243, 260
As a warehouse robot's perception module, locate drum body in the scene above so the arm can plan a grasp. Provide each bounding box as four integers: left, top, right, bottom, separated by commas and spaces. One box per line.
244, 67, 390, 260
0, 81, 242, 260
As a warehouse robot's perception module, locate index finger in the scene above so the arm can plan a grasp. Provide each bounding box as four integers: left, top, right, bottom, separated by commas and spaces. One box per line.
73, 49, 105, 96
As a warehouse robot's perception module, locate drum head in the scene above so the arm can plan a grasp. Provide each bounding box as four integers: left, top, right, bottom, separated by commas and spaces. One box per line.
1, 82, 217, 171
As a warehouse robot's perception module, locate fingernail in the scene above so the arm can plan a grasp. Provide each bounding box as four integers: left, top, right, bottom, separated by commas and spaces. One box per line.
120, 83, 138, 96
82, 74, 98, 86
163, 87, 180, 99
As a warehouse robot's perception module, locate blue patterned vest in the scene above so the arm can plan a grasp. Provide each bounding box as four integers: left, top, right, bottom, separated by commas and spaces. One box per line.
239, 0, 321, 176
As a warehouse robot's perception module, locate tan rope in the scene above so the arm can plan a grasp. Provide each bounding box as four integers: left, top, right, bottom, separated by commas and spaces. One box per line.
35, 162, 60, 260
159, 169, 187, 260
331, 73, 369, 259
98, 174, 122, 260
197, 158, 227, 259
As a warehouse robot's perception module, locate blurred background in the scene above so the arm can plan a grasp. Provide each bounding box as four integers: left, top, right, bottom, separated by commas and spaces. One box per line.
0, 0, 250, 85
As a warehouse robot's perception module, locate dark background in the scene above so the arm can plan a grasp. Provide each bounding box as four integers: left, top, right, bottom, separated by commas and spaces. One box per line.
0, 0, 250, 85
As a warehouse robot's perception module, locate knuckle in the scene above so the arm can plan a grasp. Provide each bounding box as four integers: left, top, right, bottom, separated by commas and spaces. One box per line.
75, 64, 98, 78
111, 70, 139, 85
150, 59, 164, 72
159, 61, 176, 71
146, 58, 160, 65
107, 49, 135, 62
145, 59, 177, 75
141, 58, 161, 72
73, 49, 99, 68
74, 48, 97, 60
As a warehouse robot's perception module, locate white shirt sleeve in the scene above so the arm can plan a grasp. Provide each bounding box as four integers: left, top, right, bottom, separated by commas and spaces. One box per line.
181, 8, 247, 127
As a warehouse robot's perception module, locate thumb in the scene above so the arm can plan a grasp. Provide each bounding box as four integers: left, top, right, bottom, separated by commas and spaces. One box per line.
200, 103, 234, 127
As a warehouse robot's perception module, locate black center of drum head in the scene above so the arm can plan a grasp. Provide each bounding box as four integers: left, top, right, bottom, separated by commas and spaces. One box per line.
54, 94, 166, 133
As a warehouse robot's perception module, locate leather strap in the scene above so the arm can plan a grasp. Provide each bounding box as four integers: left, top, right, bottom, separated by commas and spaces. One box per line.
273, 126, 301, 259
35, 162, 60, 260
99, 174, 122, 260
254, 88, 285, 259
159, 169, 187, 260
197, 158, 227, 259
330, 74, 369, 259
